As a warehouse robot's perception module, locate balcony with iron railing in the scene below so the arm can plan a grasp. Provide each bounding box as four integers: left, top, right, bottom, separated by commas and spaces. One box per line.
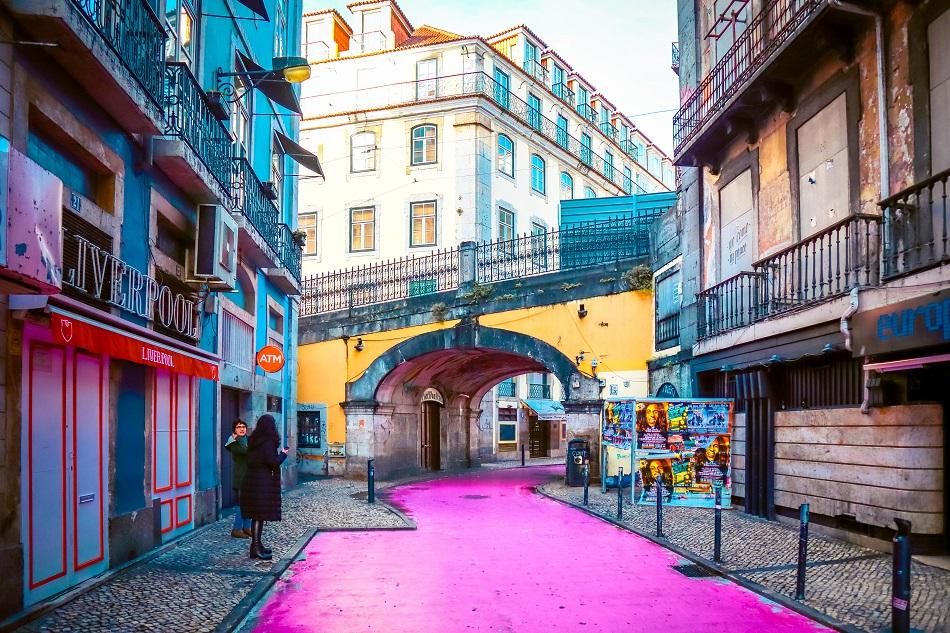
576, 103, 597, 122
599, 121, 619, 142
620, 139, 639, 160
552, 82, 575, 106
881, 168, 950, 281
277, 223, 303, 283
697, 214, 882, 340
157, 62, 233, 197
231, 157, 281, 261
672, 0, 865, 163
528, 383, 551, 399
497, 381, 517, 398
523, 59, 549, 84
10, 0, 167, 132
655, 313, 681, 350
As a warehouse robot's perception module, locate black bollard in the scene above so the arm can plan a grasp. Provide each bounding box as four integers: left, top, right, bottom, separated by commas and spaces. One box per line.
713, 485, 723, 564
794, 503, 810, 600
655, 475, 664, 538
521, 443, 525, 467
583, 462, 589, 506
617, 467, 624, 519
891, 518, 912, 633
367, 459, 375, 504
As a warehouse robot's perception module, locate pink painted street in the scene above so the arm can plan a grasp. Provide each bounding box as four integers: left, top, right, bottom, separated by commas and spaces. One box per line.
247, 467, 829, 633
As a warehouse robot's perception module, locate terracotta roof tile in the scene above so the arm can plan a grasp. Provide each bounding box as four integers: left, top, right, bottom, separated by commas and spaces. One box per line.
397, 25, 464, 48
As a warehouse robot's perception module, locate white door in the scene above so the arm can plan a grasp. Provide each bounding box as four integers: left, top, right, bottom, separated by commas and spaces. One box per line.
152, 369, 195, 541
21, 324, 109, 606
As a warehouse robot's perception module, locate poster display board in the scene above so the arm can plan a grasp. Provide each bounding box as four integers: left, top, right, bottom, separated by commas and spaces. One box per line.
602, 398, 733, 508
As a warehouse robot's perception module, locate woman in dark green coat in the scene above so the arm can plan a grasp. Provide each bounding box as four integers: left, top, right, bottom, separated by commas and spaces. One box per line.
225, 419, 252, 538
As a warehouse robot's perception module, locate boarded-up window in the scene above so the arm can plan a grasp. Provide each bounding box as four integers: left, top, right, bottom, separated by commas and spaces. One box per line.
719, 169, 754, 280
797, 93, 849, 237
929, 9, 950, 174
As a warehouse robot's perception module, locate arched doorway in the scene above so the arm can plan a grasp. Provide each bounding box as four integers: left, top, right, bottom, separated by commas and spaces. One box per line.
341, 319, 602, 479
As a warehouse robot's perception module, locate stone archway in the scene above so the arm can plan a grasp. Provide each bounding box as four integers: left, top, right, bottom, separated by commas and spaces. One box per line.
341, 318, 603, 479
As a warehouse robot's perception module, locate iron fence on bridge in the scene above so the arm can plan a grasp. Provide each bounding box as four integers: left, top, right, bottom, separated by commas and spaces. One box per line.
300, 216, 653, 316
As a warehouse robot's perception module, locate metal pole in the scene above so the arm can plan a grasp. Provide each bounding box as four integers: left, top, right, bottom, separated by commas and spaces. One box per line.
367, 459, 375, 504
655, 474, 664, 538
617, 467, 624, 519
891, 518, 912, 633
795, 503, 810, 600
521, 443, 525, 467
714, 485, 722, 564
583, 461, 589, 506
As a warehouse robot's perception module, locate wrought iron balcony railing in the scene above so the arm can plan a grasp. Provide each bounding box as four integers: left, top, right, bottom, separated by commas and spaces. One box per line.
620, 139, 639, 161
698, 271, 763, 339
600, 121, 619, 141
68, 0, 166, 107
162, 62, 233, 192
655, 313, 680, 350
576, 103, 597, 122
231, 157, 280, 256
671, 41, 680, 74
552, 82, 575, 106
497, 381, 517, 398
300, 216, 652, 315
528, 383, 551, 399
277, 223, 302, 282
881, 168, 950, 280
522, 59, 549, 84
673, 0, 823, 155
697, 214, 882, 340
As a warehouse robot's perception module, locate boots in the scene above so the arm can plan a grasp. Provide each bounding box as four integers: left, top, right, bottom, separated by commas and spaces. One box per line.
249, 520, 272, 560
258, 521, 272, 556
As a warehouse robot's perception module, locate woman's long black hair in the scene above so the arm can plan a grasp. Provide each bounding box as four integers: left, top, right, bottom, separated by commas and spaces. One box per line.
249, 414, 279, 446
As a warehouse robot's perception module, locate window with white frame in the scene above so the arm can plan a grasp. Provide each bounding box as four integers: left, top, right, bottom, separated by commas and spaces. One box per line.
351, 131, 377, 172
410, 201, 437, 247
584, 186, 596, 199
560, 172, 574, 200
623, 165, 633, 194
411, 124, 437, 165
498, 207, 514, 241
299, 212, 318, 256
497, 134, 514, 177
530, 154, 545, 194
165, 0, 197, 67
350, 207, 375, 252
231, 74, 251, 158
416, 59, 438, 99
274, 0, 287, 58
271, 146, 284, 211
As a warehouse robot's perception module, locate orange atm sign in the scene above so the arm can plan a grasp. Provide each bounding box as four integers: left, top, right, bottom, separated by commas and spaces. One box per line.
256, 345, 285, 373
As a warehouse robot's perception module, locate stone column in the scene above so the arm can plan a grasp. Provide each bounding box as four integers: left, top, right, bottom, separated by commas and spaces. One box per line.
340, 401, 395, 479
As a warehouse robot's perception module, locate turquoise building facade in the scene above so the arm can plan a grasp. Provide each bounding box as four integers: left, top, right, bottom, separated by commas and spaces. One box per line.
0, 0, 308, 618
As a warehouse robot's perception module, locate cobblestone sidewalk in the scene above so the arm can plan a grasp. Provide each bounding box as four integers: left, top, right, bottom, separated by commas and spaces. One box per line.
14, 478, 409, 633
542, 480, 950, 633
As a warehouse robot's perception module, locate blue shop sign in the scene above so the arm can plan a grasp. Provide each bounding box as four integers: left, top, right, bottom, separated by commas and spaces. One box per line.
853, 289, 950, 355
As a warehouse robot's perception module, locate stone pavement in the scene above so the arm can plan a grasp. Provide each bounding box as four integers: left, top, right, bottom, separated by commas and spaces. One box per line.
13, 477, 409, 633
542, 479, 950, 633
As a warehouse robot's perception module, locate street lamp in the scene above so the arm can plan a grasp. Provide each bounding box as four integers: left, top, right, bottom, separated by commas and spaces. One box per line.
214, 55, 311, 104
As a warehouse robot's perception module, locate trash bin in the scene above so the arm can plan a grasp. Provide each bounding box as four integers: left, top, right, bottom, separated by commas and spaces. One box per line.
566, 438, 590, 486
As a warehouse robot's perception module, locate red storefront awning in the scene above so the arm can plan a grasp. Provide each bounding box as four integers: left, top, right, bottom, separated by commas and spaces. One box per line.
51, 312, 219, 381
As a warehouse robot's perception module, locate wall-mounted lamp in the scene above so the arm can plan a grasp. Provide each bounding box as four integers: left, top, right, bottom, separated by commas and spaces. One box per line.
354, 337, 364, 352
769, 354, 783, 364
213, 55, 310, 106
821, 343, 839, 354
577, 303, 588, 319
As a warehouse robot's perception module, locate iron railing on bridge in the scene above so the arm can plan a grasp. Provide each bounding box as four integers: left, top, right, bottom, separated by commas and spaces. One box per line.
673, 0, 822, 155
69, 0, 167, 108
163, 62, 233, 191
300, 216, 653, 316
881, 168, 950, 280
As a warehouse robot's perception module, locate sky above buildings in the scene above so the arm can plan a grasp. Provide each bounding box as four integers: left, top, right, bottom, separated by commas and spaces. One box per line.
300, 0, 679, 155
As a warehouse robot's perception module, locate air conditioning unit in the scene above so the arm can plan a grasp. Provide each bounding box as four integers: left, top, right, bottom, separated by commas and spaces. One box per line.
190, 204, 237, 291
1, 142, 63, 294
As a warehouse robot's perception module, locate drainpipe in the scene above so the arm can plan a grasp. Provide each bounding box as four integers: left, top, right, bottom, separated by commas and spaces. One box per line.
830, 1, 888, 200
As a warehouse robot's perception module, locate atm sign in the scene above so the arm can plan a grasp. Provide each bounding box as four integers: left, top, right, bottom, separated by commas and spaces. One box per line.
256, 345, 285, 373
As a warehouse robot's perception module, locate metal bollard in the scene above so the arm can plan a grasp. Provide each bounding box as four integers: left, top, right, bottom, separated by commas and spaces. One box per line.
795, 503, 810, 600
521, 443, 525, 467
655, 475, 664, 538
713, 485, 723, 563
367, 459, 375, 504
617, 467, 624, 519
891, 518, 912, 633
583, 462, 590, 506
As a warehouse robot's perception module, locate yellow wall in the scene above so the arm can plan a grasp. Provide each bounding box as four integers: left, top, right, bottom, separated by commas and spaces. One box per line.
297, 290, 653, 444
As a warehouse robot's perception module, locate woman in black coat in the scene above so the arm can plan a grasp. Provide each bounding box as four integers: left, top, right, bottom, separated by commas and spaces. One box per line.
239, 414, 287, 559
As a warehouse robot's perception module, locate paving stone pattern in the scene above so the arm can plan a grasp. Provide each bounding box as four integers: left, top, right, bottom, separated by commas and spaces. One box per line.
16, 478, 407, 633
542, 480, 950, 633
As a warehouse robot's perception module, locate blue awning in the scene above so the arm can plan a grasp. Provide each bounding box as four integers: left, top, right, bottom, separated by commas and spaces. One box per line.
522, 399, 566, 421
